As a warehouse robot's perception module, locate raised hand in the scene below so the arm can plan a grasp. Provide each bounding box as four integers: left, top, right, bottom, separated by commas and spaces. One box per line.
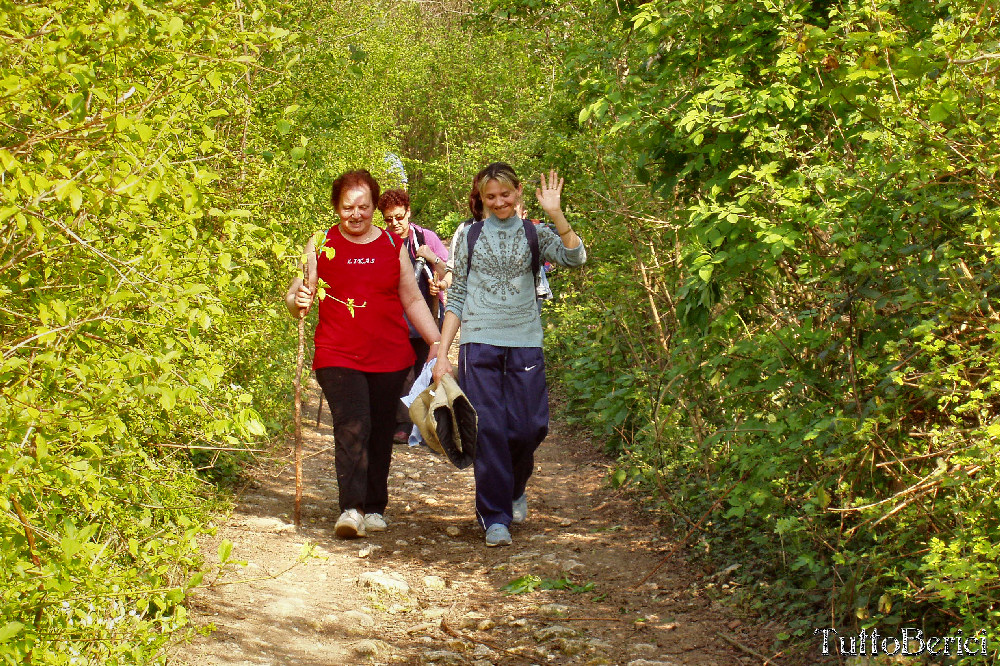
535, 169, 564, 214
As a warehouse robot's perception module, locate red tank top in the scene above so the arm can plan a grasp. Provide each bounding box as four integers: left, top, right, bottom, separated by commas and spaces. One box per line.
312, 226, 416, 372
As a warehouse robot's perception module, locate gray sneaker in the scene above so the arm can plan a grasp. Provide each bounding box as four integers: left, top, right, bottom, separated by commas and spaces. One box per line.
512, 493, 528, 524
485, 523, 512, 547
363, 513, 387, 532
335, 508, 366, 538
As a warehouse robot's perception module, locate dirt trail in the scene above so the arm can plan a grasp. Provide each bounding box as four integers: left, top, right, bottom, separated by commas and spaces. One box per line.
168, 382, 785, 665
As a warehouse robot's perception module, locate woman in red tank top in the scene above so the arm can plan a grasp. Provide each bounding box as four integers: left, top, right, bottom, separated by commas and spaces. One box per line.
285, 170, 451, 538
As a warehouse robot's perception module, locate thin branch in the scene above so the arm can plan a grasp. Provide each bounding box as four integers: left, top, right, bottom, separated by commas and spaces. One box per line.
11, 497, 42, 567
951, 53, 1000, 65
716, 631, 782, 665
153, 443, 265, 453
3, 316, 109, 359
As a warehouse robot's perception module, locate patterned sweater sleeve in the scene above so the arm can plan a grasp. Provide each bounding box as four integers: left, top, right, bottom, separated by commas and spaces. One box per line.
537, 223, 587, 267
445, 224, 470, 319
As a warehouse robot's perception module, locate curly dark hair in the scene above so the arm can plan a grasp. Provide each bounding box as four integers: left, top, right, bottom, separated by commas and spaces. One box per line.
377, 188, 410, 213
330, 170, 380, 209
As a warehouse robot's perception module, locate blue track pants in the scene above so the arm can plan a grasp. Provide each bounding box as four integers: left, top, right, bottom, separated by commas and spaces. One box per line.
458, 343, 549, 530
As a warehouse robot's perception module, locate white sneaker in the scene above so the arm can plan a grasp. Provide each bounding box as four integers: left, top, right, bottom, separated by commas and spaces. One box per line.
363, 513, 387, 532
335, 509, 366, 538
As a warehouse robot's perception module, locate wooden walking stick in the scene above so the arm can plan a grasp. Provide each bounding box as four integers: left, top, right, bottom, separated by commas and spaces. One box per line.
293, 259, 309, 527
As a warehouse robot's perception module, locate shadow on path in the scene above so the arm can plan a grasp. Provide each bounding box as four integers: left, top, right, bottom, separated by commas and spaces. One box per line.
168, 382, 787, 665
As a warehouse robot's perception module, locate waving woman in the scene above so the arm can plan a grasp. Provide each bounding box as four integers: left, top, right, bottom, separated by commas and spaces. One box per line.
434, 163, 587, 547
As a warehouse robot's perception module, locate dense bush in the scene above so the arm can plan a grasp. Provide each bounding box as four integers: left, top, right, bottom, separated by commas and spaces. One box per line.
0, 2, 300, 662
1, 0, 565, 661
497, 0, 1000, 658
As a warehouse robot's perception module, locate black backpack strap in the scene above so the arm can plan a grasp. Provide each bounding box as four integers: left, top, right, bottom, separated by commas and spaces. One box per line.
413, 226, 426, 247
465, 221, 484, 275
523, 219, 540, 279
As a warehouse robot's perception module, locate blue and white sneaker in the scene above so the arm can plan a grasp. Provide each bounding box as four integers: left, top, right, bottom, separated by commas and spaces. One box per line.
485, 523, 512, 547
512, 493, 528, 524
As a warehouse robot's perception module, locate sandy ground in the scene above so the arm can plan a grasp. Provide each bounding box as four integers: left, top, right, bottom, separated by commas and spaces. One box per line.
166, 381, 789, 666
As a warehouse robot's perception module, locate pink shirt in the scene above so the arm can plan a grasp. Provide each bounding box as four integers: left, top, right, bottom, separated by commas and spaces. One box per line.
404, 223, 448, 303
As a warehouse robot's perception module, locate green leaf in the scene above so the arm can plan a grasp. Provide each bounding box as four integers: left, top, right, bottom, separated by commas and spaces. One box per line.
61, 536, 82, 559
187, 571, 204, 589
928, 102, 950, 123
0, 621, 24, 643
147, 179, 164, 202
160, 388, 177, 411
218, 539, 233, 563
167, 16, 184, 36
69, 186, 83, 213
502, 574, 542, 594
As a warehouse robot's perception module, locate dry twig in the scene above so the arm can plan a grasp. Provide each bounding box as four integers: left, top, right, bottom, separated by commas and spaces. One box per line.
716, 631, 781, 665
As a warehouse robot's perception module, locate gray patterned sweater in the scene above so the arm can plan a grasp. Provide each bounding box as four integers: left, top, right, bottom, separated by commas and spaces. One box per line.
446, 214, 587, 347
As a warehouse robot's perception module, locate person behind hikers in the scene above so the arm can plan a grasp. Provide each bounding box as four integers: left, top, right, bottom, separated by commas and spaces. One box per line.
433, 163, 587, 547
379, 189, 448, 345
441, 167, 487, 293
378, 189, 449, 443
285, 170, 449, 539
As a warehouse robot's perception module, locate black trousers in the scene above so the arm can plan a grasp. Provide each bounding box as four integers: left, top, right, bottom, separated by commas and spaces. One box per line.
395, 336, 430, 433
315, 366, 409, 514
410, 336, 430, 382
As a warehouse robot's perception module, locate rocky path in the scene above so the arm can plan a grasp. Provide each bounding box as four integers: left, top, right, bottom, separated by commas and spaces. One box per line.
168, 383, 785, 665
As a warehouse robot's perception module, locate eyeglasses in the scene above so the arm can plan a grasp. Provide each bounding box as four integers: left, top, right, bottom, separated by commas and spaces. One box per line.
383, 213, 407, 223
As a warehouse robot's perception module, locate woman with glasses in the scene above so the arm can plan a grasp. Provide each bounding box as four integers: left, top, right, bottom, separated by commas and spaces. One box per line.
378, 189, 449, 360
285, 171, 449, 538
377, 189, 449, 443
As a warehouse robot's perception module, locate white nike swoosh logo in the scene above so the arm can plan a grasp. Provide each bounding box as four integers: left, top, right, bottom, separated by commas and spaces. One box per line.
524, 365, 537, 371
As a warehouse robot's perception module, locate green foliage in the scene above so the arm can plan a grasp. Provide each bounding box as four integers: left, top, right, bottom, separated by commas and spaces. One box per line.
502, 574, 596, 595
0, 0, 297, 662
1, 0, 582, 661
434, 211, 468, 241
508, 0, 1000, 656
